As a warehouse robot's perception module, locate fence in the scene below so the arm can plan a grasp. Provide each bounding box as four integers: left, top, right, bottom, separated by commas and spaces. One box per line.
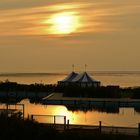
30, 114, 67, 130
29, 115, 140, 136
0, 103, 24, 119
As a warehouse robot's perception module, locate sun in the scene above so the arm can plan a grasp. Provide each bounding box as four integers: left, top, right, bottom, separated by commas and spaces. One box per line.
46, 12, 80, 35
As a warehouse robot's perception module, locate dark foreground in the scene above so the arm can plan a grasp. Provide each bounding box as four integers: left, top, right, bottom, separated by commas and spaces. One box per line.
0, 115, 139, 140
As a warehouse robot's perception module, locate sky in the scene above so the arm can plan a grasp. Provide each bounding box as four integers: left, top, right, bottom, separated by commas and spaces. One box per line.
0, 0, 140, 73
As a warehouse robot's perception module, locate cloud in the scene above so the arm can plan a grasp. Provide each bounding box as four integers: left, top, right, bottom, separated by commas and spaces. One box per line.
0, 0, 140, 39
1, 0, 140, 72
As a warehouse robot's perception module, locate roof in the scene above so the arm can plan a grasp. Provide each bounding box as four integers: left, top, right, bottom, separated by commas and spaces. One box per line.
61, 72, 78, 82
72, 72, 99, 83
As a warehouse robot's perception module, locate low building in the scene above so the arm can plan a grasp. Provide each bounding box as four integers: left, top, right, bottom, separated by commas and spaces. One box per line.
58, 72, 101, 87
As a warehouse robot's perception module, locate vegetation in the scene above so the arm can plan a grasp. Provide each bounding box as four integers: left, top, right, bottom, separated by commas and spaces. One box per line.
0, 80, 55, 103
56, 85, 121, 98
56, 85, 140, 99
0, 81, 140, 100
0, 115, 139, 140
0, 80, 54, 92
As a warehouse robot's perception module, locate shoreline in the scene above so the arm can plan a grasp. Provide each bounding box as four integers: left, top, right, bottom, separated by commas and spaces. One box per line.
42, 93, 140, 111
44, 93, 140, 102
0, 73, 140, 88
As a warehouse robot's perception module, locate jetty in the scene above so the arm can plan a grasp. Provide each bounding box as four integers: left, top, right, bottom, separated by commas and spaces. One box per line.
42, 93, 140, 108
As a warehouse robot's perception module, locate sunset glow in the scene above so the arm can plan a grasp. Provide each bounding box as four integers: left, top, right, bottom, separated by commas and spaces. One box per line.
0, 0, 140, 72
44, 12, 80, 35
1, 1, 140, 139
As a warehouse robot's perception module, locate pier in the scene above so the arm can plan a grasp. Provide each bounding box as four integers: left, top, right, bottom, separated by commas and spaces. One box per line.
42, 93, 140, 108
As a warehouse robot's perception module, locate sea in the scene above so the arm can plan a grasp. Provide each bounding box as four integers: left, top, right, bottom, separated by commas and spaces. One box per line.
0, 71, 140, 87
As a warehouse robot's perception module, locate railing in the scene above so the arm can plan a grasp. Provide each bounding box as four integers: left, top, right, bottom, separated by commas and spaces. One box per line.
28, 115, 140, 136
0, 103, 25, 119
30, 114, 67, 130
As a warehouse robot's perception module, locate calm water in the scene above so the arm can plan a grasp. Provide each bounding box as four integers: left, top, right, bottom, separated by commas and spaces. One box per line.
0, 72, 140, 87
16, 99, 140, 128
1, 97, 140, 127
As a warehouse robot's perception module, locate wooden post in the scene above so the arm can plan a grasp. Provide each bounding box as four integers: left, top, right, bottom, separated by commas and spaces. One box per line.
22, 104, 25, 119
67, 119, 69, 129
54, 116, 56, 129
72, 64, 75, 72
64, 116, 66, 130
6, 104, 8, 117
99, 121, 102, 133
27, 114, 29, 120
85, 64, 87, 72
138, 123, 140, 136
54, 116, 56, 125
31, 115, 33, 121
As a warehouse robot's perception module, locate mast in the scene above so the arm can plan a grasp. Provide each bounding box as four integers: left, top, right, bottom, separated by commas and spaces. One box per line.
72, 64, 75, 72
85, 64, 87, 72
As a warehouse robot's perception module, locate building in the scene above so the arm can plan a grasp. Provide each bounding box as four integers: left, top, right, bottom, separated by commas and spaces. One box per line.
58, 72, 101, 87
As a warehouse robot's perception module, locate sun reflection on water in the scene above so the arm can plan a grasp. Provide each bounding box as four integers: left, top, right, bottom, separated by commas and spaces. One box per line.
18, 99, 140, 127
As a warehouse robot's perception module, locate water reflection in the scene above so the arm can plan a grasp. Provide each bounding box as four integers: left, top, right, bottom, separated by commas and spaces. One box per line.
66, 104, 119, 114
18, 99, 140, 127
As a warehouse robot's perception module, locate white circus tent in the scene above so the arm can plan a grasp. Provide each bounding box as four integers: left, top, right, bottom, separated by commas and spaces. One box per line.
58, 72, 78, 86
58, 72, 101, 87
72, 72, 100, 87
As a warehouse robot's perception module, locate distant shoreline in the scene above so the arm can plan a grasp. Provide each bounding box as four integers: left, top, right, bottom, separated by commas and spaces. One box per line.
1, 71, 140, 76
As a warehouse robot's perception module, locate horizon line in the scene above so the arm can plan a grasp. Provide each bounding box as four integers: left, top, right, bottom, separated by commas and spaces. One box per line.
1, 70, 140, 76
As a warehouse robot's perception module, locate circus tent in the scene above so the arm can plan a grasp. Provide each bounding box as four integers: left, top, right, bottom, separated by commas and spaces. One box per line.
58, 72, 78, 86
72, 72, 100, 87
58, 72, 101, 87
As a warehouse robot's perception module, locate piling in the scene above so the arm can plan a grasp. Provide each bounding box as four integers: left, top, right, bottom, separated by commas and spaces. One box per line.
138, 123, 140, 136
54, 116, 56, 128
99, 121, 102, 133
22, 104, 25, 119
67, 119, 69, 129
31, 115, 33, 121
64, 116, 66, 130
6, 104, 8, 117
